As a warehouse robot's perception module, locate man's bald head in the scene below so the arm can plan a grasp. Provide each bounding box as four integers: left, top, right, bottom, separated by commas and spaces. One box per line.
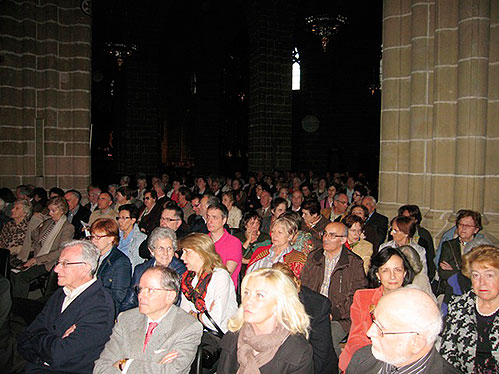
368, 288, 442, 367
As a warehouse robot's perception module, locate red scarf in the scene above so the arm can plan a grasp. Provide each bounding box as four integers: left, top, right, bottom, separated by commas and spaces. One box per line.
181, 271, 213, 312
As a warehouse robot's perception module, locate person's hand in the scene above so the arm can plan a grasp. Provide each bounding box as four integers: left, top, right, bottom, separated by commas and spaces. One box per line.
160, 351, 178, 364
62, 324, 76, 339
23, 258, 37, 269
250, 230, 260, 243
440, 261, 453, 271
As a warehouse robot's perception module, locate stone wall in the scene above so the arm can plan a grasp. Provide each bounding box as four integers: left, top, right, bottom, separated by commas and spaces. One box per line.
0, 0, 92, 191
378, 0, 499, 244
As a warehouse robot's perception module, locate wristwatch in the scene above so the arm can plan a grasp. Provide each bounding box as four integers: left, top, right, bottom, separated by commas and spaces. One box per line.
118, 358, 129, 371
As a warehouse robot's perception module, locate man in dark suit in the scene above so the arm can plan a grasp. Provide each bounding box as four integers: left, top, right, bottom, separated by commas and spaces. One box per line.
362, 196, 389, 247
346, 288, 459, 374
65, 189, 91, 239
18, 240, 115, 374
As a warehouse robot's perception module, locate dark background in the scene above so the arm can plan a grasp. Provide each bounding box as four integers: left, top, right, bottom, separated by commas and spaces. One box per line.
90, 0, 382, 185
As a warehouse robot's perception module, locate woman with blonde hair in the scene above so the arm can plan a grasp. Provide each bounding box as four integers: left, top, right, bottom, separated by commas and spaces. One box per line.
179, 233, 237, 333
217, 268, 313, 374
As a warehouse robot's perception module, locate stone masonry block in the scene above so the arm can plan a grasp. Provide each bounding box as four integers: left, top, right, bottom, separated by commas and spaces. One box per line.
431, 176, 456, 211
455, 137, 486, 174
408, 140, 425, 173
456, 99, 488, 136
435, 30, 458, 66
57, 176, 91, 191
487, 103, 499, 137
485, 139, 499, 174
409, 106, 430, 138
44, 142, 65, 156
65, 143, 90, 157
45, 156, 90, 176
433, 103, 457, 137
58, 110, 90, 128
434, 65, 458, 101
411, 3, 430, 39
410, 72, 429, 105
0, 141, 34, 155
381, 110, 411, 140
488, 64, 499, 100
0, 156, 35, 175
0, 126, 35, 141
432, 139, 456, 173
383, 0, 412, 20
45, 128, 90, 142
458, 20, 490, 60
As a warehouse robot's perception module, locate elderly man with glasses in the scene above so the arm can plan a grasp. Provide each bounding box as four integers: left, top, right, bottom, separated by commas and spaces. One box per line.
18, 240, 115, 374
346, 288, 459, 373
301, 222, 367, 357
94, 266, 203, 374
120, 227, 186, 313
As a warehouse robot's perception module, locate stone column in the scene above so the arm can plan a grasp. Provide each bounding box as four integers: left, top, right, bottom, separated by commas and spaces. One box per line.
379, 0, 499, 244
247, 0, 298, 173
0, 0, 91, 191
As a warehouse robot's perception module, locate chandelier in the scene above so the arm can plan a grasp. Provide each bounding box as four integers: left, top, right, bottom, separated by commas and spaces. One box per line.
105, 42, 137, 68
305, 14, 347, 52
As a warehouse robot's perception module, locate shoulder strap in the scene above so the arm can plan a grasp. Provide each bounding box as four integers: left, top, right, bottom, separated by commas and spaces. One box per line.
203, 309, 224, 338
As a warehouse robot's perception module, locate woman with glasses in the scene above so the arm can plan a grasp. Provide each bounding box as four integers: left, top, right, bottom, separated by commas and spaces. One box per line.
179, 233, 237, 333
344, 214, 373, 274
338, 247, 415, 372
120, 227, 186, 313
137, 190, 162, 236
116, 204, 146, 269
379, 215, 428, 276
90, 218, 131, 313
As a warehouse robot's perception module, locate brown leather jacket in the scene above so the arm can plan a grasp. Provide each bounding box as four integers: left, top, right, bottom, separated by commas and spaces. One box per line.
301, 246, 367, 333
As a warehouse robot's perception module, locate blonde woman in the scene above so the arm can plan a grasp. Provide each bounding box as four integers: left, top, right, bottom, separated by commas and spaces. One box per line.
217, 268, 313, 374
179, 233, 237, 333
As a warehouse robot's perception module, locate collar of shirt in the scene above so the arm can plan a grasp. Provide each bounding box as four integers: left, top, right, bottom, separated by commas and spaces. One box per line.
98, 248, 113, 269
146, 305, 173, 329
62, 277, 97, 312
382, 349, 433, 374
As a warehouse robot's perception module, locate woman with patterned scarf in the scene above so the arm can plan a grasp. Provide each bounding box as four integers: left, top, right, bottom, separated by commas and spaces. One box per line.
217, 268, 313, 374
179, 233, 238, 333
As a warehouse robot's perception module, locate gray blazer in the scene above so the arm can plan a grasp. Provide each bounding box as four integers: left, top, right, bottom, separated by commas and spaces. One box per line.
93, 305, 203, 374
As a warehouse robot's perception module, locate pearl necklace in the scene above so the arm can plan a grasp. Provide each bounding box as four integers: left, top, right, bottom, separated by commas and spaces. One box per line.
476, 297, 499, 317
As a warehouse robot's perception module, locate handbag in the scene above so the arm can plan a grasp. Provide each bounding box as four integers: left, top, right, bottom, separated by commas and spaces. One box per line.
200, 310, 224, 369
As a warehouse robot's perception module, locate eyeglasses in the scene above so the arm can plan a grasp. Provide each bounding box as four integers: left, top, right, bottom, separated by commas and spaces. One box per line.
336, 200, 348, 205
161, 217, 180, 222
116, 216, 131, 221
55, 260, 87, 268
390, 228, 405, 235
322, 231, 347, 239
134, 286, 173, 295
151, 246, 174, 253
457, 223, 476, 229
192, 202, 201, 208
144, 197, 153, 200
89, 234, 112, 240
370, 312, 419, 337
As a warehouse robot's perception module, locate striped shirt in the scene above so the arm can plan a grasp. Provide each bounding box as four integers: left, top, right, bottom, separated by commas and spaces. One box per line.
380, 349, 433, 374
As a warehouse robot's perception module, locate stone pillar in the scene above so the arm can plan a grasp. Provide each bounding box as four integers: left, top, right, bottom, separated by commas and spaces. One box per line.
379, 0, 499, 244
247, 1, 298, 173
0, 0, 91, 191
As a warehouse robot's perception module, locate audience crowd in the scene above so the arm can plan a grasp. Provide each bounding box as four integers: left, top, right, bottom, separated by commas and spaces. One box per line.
0, 169, 497, 374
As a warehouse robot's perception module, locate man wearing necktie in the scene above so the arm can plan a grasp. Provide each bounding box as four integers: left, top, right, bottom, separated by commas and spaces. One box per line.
94, 266, 203, 374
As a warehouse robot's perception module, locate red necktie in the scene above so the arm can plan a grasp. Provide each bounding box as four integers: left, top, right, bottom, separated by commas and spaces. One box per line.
143, 322, 158, 351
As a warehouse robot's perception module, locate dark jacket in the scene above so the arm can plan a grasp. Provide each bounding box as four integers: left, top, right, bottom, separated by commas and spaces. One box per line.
346, 345, 461, 374
138, 203, 162, 236
96, 247, 132, 314
438, 238, 461, 281
300, 286, 338, 374
301, 246, 368, 333
18, 279, 115, 374
418, 225, 436, 279
68, 205, 91, 239
188, 215, 208, 234
120, 257, 186, 313
217, 331, 314, 374
365, 211, 388, 247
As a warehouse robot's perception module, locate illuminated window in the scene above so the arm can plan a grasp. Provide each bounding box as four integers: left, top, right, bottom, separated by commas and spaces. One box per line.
292, 47, 300, 90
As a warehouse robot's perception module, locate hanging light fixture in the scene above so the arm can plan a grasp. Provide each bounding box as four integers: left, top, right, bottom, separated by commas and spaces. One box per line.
305, 14, 347, 52
105, 42, 137, 68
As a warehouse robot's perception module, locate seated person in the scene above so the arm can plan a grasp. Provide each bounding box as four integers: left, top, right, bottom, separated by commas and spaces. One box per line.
222, 192, 242, 229
282, 210, 315, 255
120, 227, 186, 312
18, 240, 115, 373
347, 288, 459, 374
0, 199, 31, 256
344, 214, 373, 274
247, 216, 307, 278
438, 209, 482, 291
179, 233, 238, 333
94, 266, 203, 373
91, 218, 131, 313
301, 199, 330, 250
399, 244, 434, 298
260, 197, 288, 234
217, 268, 313, 374
440, 245, 499, 373
379, 215, 428, 276
11, 196, 74, 298
117, 204, 147, 269
234, 211, 271, 264
273, 263, 338, 374
339, 247, 414, 372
